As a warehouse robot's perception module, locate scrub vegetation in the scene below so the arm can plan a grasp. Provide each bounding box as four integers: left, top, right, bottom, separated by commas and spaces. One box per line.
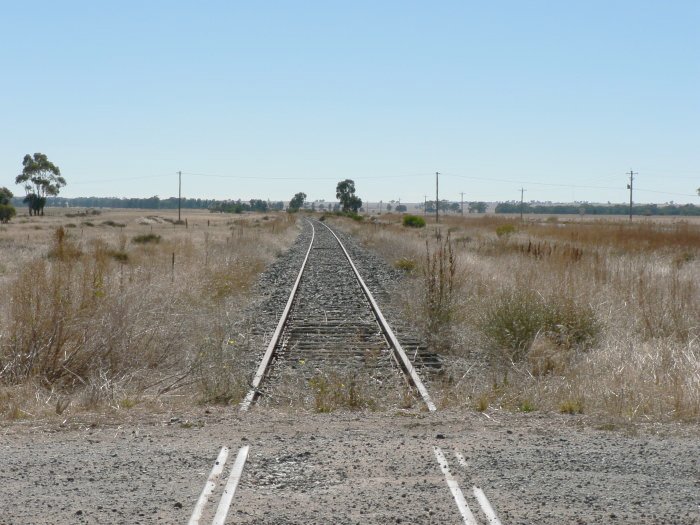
333, 213, 700, 422
0, 208, 298, 419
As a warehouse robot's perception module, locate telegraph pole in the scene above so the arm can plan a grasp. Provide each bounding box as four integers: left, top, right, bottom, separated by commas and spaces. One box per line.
627, 169, 636, 222
435, 172, 440, 224
424, 195, 427, 217
520, 187, 526, 221
460, 192, 465, 215
177, 170, 182, 223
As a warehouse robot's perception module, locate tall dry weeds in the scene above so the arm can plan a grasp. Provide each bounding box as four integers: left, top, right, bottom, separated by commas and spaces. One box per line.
422, 231, 458, 351
334, 213, 700, 422
0, 211, 298, 417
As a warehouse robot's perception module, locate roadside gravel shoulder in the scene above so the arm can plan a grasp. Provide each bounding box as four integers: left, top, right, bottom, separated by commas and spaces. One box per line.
1, 409, 697, 524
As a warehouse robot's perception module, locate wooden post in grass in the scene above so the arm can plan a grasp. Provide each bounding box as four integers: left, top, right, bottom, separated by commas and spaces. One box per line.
435, 172, 440, 224
627, 170, 636, 222
178, 170, 182, 223
171, 253, 175, 283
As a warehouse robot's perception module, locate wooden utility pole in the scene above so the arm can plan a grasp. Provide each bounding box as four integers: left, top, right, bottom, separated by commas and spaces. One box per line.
177, 170, 182, 223
460, 192, 465, 215
627, 170, 636, 222
424, 195, 427, 216
520, 187, 526, 221
435, 172, 440, 224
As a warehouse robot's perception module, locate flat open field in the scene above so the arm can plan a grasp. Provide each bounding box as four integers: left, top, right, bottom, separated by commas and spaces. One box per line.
1, 208, 698, 523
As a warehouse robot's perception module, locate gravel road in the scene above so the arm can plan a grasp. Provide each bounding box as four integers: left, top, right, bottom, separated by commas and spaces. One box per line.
1, 409, 697, 524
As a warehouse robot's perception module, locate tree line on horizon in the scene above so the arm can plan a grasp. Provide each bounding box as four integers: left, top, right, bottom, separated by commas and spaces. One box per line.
495, 201, 700, 216
6, 195, 700, 217
3, 153, 699, 220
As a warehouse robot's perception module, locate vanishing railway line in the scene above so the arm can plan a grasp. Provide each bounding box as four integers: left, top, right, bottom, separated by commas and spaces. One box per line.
188, 220, 507, 524
241, 218, 438, 412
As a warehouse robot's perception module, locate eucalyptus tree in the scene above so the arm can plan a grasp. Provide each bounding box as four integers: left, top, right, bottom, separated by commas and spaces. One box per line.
335, 179, 362, 213
288, 192, 306, 212
15, 153, 66, 216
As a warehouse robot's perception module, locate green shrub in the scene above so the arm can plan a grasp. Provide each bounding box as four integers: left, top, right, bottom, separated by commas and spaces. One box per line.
495, 223, 516, 237
66, 209, 101, 218
519, 399, 536, 412
479, 289, 599, 361
132, 233, 161, 244
101, 220, 126, 228
403, 215, 426, 228
0, 204, 16, 223
394, 258, 417, 273
560, 399, 584, 414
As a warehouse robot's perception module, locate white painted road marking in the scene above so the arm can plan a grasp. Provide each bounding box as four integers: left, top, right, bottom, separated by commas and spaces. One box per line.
189, 445, 250, 525
434, 446, 480, 525
454, 450, 503, 525
455, 451, 469, 469
189, 446, 230, 525
212, 445, 250, 525
473, 486, 503, 525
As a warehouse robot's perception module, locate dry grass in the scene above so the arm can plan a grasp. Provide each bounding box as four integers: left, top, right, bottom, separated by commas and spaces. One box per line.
332, 213, 700, 422
0, 208, 298, 419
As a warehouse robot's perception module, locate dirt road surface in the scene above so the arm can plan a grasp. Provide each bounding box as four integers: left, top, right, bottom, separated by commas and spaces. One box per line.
1, 407, 698, 524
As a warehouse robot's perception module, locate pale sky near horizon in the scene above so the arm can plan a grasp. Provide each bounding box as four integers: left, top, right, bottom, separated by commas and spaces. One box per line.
1, 1, 698, 204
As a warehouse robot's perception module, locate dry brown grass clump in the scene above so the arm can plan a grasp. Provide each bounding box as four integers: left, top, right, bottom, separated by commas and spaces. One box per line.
0, 209, 298, 419
332, 214, 700, 422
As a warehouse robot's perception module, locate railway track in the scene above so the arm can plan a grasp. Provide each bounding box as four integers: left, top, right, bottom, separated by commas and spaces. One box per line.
241, 218, 437, 411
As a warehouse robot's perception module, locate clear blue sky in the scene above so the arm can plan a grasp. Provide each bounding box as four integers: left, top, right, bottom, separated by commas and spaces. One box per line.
1, 1, 698, 204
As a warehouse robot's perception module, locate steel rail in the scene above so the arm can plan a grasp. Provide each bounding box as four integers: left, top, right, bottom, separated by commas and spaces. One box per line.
241, 217, 436, 412
240, 220, 316, 411
317, 220, 437, 412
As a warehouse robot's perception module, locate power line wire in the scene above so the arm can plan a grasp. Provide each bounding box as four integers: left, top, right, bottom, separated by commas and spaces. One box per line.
634, 188, 697, 197
180, 171, 427, 181
61, 170, 700, 198
70, 174, 172, 185
442, 172, 698, 197
441, 172, 621, 190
